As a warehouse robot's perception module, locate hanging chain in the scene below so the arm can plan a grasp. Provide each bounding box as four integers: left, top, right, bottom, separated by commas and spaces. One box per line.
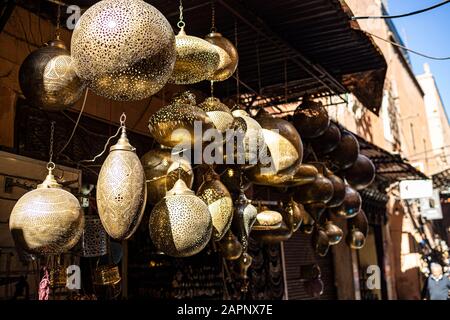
210, 81, 214, 97
177, 0, 185, 29
48, 121, 56, 170
210, 0, 216, 33
284, 59, 288, 103
234, 19, 240, 104
55, 4, 61, 39
256, 36, 262, 96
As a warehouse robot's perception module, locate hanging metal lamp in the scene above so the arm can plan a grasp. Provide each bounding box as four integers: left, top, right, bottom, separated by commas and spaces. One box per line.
197, 169, 233, 241
344, 154, 376, 190
9, 163, 84, 255
198, 96, 234, 133
149, 179, 212, 257
329, 185, 362, 219
218, 230, 242, 261
19, 38, 85, 111
205, 31, 238, 82
327, 130, 360, 170
293, 95, 330, 139
324, 221, 343, 245
71, 0, 176, 100
96, 114, 147, 240
231, 191, 257, 250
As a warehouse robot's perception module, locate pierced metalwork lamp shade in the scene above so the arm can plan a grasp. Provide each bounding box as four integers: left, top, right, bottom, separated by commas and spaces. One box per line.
205, 32, 239, 81
293, 96, 330, 138
81, 215, 108, 258
96, 127, 147, 240
198, 97, 234, 133
19, 39, 85, 111
149, 179, 212, 257
197, 172, 233, 241
170, 27, 220, 84
71, 0, 176, 101
9, 166, 84, 255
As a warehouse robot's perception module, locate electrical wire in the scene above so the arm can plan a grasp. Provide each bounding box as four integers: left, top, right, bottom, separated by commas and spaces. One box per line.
365, 31, 450, 60
352, 0, 450, 20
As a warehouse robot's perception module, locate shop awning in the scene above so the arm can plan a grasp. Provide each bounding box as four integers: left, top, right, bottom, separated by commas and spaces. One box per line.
432, 168, 450, 192
19, 0, 387, 114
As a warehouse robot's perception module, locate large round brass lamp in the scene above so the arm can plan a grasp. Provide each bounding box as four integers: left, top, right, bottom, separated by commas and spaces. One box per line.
19, 39, 84, 111
205, 32, 238, 81
9, 165, 84, 255
293, 96, 330, 138
198, 97, 234, 133
149, 179, 212, 257
71, 0, 176, 100
97, 124, 147, 240
344, 154, 376, 190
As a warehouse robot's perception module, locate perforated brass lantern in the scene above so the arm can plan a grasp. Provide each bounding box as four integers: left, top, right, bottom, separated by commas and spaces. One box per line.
329, 185, 361, 219
170, 27, 220, 84
205, 32, 238, 81
141, 147, 193, 205
198, 97, 234, 133
324, 221, 343, 245
148, 91, 214, 148
218, 230, 242, 261
231, 192, 257, 250
293, 96, 330, 138
246, 111, 303, 186
149, 179, 212, 257
197, 171, 233, 241
81, 215, 108, 258
71, 0, 176, 100
97, 126, 147, 240
9, 165, 84, 255
19, 39, 84, 111
344, 154, 376, 190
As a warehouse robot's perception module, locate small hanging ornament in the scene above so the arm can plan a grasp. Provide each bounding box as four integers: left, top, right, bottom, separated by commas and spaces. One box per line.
312, 228, 330, 257
9, 122, 84, 255
284, 199, 305, 233
149, 179, 212, 257
348, 209, 369, 237
71, 0, 176, 100
19, 38, 85, 111
148, 91, 214, 148
347, 229, 366, 249
141, 147, 194, 205
198, 96, 234, 133
197, 169, 233, 241
323, 221, 343, 245
169, 1, 221, 84
96, 114, 147, 240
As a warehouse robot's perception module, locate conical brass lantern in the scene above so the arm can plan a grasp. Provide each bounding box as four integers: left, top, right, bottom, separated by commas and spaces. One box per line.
148, 91, 214, 148
71, 0, 176, 101
19, 38, 85, 111
141, 147, 193, 205
246, 111, 303, 186
9, 164, 84, 255
197, 170, 233, 241
97, 120, 147, 240
205, 32, 239, 81
198, 97, 234, 133
170, 27, 220, 84
149, 179, 212, 257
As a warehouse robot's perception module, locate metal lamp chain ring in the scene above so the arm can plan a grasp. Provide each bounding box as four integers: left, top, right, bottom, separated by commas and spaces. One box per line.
177, 0, 185, 29
55, 4, 61, 39
48, 121, 56, 169
210, 0, 216, 33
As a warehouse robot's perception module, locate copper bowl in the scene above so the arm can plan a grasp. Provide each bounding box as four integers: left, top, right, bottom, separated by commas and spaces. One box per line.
293, 96, 330, 138
327, 130, 360, 170
344, 154, 376, 190
329, 185, 362, 219
310, 122, 341, 155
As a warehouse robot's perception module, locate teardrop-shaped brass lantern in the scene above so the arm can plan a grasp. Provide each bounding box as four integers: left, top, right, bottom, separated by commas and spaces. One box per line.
293, 96, 330, 138
327, 130, 360, 170
149, 179, 212, 257
197, 171, 233, 241
71, 0, 176, 101
344, 154, 376, 190
329, 185, 361, 219
246, 111, 303, 186
218, 230, 242, 261
310, 122, 341, 155
348, 209, 369, 237
170, 27, 220, 84
325, 169, 346, 208
97, 126, 147, 240
226, 109, 267, 168
198, 97, 234, 133
9, 165, 84, 255
19, 39, 85, 111
284, 199, 304, 232
281, 164, 318, 187
312, 229, 330, 257
346, 229, 366, 249
205, 32, 239, 81
294, 171, 334, 205
141, 147, 193, 205
231, 192, 257, 250
148, 91, 214, 148
324, 221, 343, 245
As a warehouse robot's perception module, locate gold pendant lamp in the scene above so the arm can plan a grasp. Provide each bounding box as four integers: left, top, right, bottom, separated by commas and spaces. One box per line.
149, 179, 212, 257
231, 191, 257, 251
19, 28, 84, 111
198, 95, 234, 134
96, 114, 147, 240
71, 0, 176, 101
9, 123, 84, 255
197, 169, 233, 241
169, 1, 221, 84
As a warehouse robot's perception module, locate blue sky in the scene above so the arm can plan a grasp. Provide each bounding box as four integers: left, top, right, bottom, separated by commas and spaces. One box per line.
387, 0, 450, 120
